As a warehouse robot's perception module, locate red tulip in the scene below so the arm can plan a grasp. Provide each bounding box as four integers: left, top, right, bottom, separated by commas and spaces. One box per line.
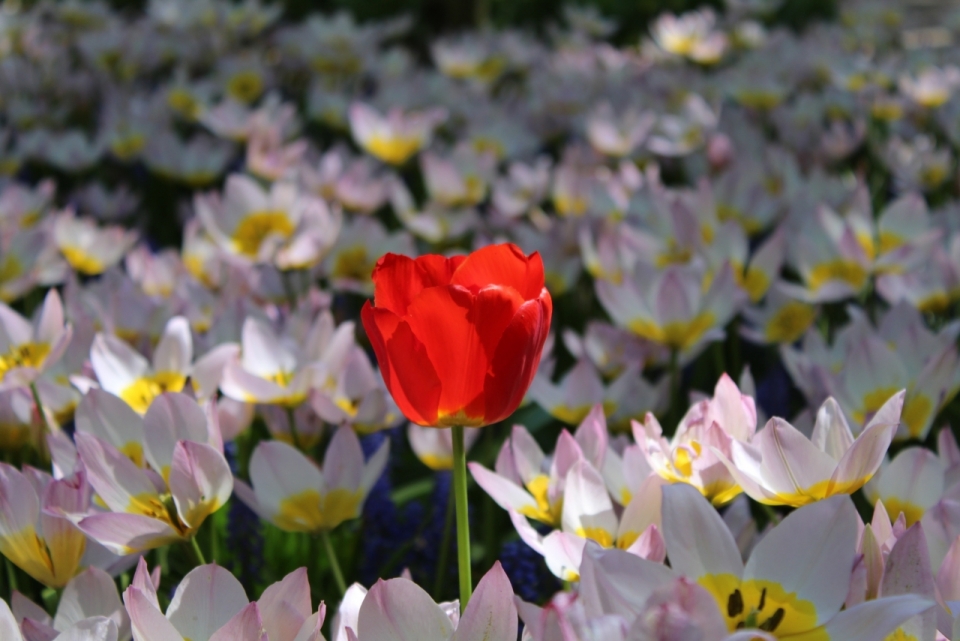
361, 243, 552, 428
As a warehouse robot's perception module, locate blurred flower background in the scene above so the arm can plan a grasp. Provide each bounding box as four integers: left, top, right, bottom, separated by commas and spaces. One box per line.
1, 0, 960, 638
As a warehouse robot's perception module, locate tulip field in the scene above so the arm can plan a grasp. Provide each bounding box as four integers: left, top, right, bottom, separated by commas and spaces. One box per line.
3, 0, 960, 638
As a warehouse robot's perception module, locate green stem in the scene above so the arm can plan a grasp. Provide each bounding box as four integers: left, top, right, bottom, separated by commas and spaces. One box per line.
4, 556, 17, 593
188, 536, 207, 566
452, 425, 473, 608
433, 474, 456, 599
319, 530, 347, 596
759, 503, 780, 526
285, 406, 303, 451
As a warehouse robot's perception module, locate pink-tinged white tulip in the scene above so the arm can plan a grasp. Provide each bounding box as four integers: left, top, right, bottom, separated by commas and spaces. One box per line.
741, 283, 818, 345
561, 321, 666, 379
407, 424, 480, 471
344, 562, 516, 641
716, 392, 903, 507
646, 94, 720, 157
529, 358, 665, 428
221, 311, 353, 407
509, 461, 665, 581
348, 103, 447, 166
195, 173, 339, 269
321, 217, 415, 295
649, 8, 728, 64
90, 316, 192, 415
0, 463, 89, 588
74, 396, 231, 554
636, 373, 757, 505
660, 483, 932, 638
0, 228, 53, 303
0, 388, 42, 452
123, 559, 323, 641
782, 303, 959, 440
1, 598, 118, 641
470, 411, 607, 528
597, 260, 745, 356
12, 566, 130, 640
387, 178, 478, 244
311, 346, 401, 434
124, 246, 184, 299
899, 66, 960, 108
865, 447, 950, 527
0, 289, 72, 392
420, 145, 495, 208
490, 157, 551, 219
0, 179, 54, 232
53, 211, 137, 277
245, 124, 308, 183
883, 134, 953, 194
585, 103, 655, 158
235, 426, 388, 533
782, 204, 871, 302
75, 389, 147, 467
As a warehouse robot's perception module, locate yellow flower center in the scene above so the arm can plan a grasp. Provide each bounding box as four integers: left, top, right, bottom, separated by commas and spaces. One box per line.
701, 575, 824, 637
806, 259, 867, 292
120, 371, 187, 414
885, 628, 919, 641
732, 261, 770, 302
227, 70, 264, 103
331, 246, 373, 282
275, 488, 363, 532
364, 135, 423, 165
231, 211, 295, 258
61, 246, 106, 275
629, 312, 715, 350
0, 342, 51, 381
765, 302, 816, 344
517, 474, 563, 527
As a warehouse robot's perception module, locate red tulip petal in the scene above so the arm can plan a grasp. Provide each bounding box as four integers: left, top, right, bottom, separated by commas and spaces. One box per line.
404, 285, 486, 423
450, 244, 545, 301
362, 302, 437, 426
484, 289, 553, 423
372, 253, 466, 316
383, 319, 442, 426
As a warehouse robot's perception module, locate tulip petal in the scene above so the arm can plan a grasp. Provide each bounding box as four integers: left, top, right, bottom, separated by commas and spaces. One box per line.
483, 295, 551, 424
743, 495, 859, 627
169, 440, 233, 529
371, 253, 465, 316
468, 463, 539, 516
453, 562, 517, 641
54, 567, 128, 637
450, 244, 545, 301
357, 578, 455, 641
814, 595, 934, 641
75, 433, 158, 515
380, 317, 442, 426
90, 333, 150, 396
167, 564, 249, 641
248, 441, 323, 525
578, 542, 676, 621
0, 599, 24, 641
75, 389, 145, 464
56, 617, 119, 641
124, 587, 183, 641
561, 459, 617, 546
258, 568, 312, 641
332, 584, 367, 641
662, 483, 744, 580
323, 427, 364, 493
153, 317, 193, 375
77, 513, 181, 555
830, 390, 903, 494
209, 603, 267, 641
